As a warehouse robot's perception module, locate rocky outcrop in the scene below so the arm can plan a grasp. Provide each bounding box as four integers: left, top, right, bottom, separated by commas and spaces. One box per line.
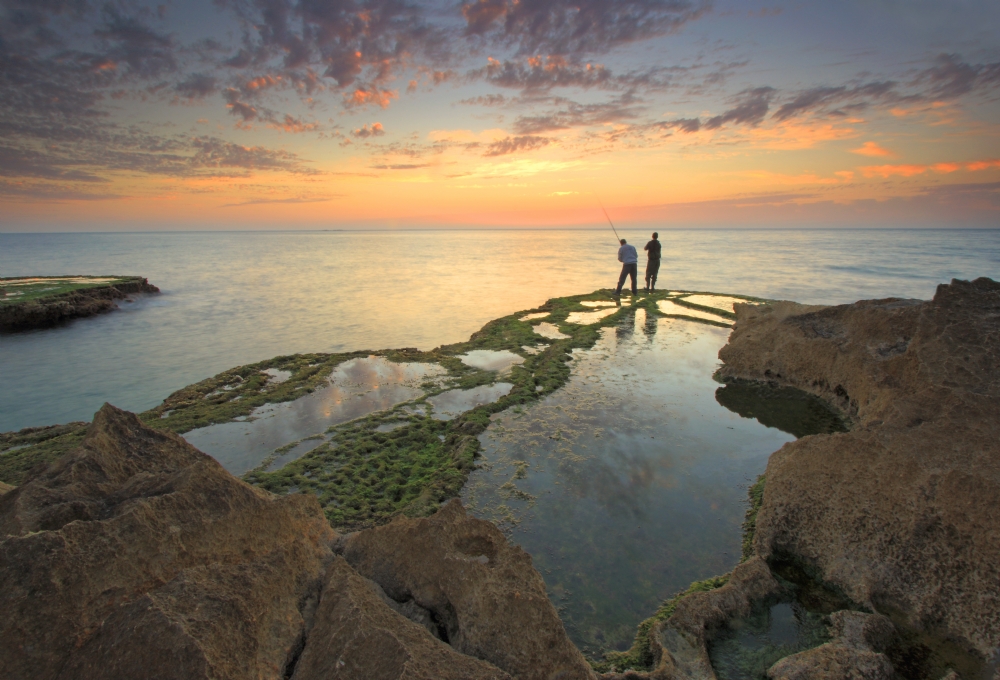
341, 498, 597, 680
717, 278, 1000, 669
1, 403, 585, 679
291, 556, 511, 680
0, 277, 159, 332
767, 611, 896, 680
0, 404, 335, 679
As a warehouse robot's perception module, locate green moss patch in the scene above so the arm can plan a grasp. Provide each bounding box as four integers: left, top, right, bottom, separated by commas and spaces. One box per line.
0, 276, 139, 305
592, 574, 731, 674
0, 423, 89, 485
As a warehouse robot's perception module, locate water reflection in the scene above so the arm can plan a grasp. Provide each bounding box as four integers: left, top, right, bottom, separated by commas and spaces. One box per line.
715, 381, 848, 439
462, 311, 795, 657
565, 308, 618, 325
533, 322, 570, 340
427, 383, 514, 420
657, 299, 732, 324
458, 349, 525, 373
183, 357, 445, 475
680, 295, 763, 314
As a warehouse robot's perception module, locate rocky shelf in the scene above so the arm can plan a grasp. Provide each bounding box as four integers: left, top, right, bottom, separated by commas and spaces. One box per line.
1, 280, 997, 680
0, 275, 160, 332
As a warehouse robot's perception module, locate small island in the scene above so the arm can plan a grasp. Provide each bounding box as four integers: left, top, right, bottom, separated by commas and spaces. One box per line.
0, 275, 160, 332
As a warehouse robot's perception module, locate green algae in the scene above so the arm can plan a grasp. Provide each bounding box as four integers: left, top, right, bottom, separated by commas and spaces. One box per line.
0, 276, 140, 306
0, 422, 89, 485
742, 475, 767, 563
592, 574, 731, 674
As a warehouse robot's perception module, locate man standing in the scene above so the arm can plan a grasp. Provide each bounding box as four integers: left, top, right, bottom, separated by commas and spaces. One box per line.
644, 232, 662, 292
614, 238, 638, 297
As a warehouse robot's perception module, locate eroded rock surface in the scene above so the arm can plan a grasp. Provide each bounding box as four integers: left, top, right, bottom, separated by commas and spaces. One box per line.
767, 611, 896, 680
717, 278, 1000, 667
1, 403, 588, 679
291, 556, 511, 680
341, 498, 596, 680
0, 404, 335, 679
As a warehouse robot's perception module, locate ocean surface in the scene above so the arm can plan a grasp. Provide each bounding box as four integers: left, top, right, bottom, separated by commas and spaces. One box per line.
1, 228, 998, 432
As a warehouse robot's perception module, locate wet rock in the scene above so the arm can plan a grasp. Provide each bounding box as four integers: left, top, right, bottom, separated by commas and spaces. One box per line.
0, 277, 160, 332
341, 498, 596, 680
766, 611, 896, 680
649, 558, 785, 679
717, 278, 1000, 661
0, 403, 336, 679
291, 556, 511, 680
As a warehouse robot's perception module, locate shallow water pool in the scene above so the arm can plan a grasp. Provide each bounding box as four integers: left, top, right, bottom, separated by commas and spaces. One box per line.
183, 357, 446, 474
462, 310, 798, 657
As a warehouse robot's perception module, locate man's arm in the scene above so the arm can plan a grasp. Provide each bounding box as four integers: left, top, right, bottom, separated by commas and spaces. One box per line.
617, 246, 623, 262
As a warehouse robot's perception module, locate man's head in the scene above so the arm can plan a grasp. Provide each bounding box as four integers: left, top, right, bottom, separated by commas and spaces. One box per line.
620, 238, 627, 245
652, 232, 659, 239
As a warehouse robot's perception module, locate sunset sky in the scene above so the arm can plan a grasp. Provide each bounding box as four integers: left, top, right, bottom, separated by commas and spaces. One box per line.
1, 0, 999, 230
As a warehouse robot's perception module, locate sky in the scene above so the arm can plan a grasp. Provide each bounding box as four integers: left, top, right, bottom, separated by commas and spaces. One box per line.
1, 0, 999, 230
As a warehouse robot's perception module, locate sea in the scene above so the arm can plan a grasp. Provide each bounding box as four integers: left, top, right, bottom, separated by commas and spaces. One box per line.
1, 228, 998, 432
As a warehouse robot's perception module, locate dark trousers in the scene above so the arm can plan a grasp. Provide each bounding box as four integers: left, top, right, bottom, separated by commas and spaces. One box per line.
645, 259, 660, 289
616, 263, 638, 295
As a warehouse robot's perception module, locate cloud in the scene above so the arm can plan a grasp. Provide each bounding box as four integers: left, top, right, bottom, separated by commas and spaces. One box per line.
459, 94, 509, 106
483, 135, 551, 156
771, 81, 897, 122
859, 159, 1000, 178
352, 122, 386, 138
919, 53, 1000, 99
704, 87, 775, 130
213, 0, 449, 96
190, 137, 316, 173
370, 163, 431, 170
461, 0, 710, 57
0, 145, 109, 183
851, 141, 895, 158
175, 73, 218, 100
269, 115, 321, 133
93, 7, 177, 78
512, 94, 644, 133
346, 87, 398, 109
221, 197, 335, 207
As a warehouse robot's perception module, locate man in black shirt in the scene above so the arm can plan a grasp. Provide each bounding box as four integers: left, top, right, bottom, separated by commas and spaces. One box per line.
644, 232, 662, 293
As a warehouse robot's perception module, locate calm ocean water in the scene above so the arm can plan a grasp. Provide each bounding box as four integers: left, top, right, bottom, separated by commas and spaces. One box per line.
1, 228, 998, 432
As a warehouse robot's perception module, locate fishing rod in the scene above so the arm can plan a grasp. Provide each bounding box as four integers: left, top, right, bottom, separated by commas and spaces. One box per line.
599, 203, 621, 245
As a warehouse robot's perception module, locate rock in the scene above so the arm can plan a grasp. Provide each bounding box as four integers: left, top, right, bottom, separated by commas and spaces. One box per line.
0, 403, 336, 679
291, 556, 511, 680
0, 481, 13, 494
341, 498, 596, 680
767, 611, 896, 680
648, 558, 785, 680
717, 278, 1000, 662
0, 277, 160, 332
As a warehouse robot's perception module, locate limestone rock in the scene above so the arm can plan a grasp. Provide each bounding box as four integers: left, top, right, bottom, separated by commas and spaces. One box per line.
0, 403, 336, 679
650, 558, 785, 680
292, 556, 511, 680
0, 278, 160, 332
766, 611, 896, 680
717, 278, 1000, 661
341, 498, 596, 680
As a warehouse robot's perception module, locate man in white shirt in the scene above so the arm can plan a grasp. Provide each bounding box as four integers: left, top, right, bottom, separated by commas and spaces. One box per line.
614, 238, 639, 297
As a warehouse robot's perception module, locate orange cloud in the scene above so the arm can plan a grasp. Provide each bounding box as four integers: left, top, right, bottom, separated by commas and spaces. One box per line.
861, 159, 1000, 178
348, 87, 398, 109
851, 141, 895, 158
